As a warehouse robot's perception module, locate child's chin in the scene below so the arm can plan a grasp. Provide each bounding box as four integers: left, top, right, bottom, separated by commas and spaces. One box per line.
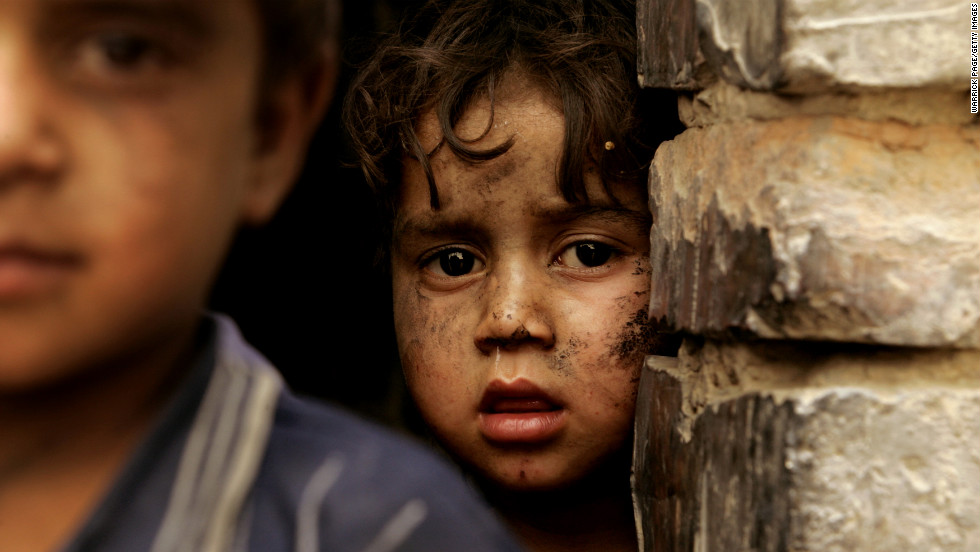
472, 461, 581, 494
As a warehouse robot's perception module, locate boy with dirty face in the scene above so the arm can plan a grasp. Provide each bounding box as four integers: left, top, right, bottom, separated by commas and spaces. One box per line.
345, 0, 679, 550
0, 1, 524, 550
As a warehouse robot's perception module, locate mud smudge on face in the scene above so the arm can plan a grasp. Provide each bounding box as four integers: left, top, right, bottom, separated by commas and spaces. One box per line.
549, 336, 583, 376
631, 257, 650, 276
482, 156, 517, 186
550, 348, 572, 376
429, 316, 453, 336
613, 308, 659, 362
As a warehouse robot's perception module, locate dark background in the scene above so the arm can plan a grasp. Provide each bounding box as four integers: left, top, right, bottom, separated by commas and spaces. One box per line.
210, 0, 418, 429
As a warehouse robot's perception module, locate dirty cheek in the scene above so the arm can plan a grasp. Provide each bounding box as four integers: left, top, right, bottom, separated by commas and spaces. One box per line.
393, 280, 426, 348
631, 256, 651, 277
549, 335, 586, 377
613, 308, 659, 364
583, 271, 654, 407
612, 256, 665, 363
394, 281, 471, 378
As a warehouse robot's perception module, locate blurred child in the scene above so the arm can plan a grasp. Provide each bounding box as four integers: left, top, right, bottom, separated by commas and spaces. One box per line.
0, 0, 523, 550
346, 0, 678, 550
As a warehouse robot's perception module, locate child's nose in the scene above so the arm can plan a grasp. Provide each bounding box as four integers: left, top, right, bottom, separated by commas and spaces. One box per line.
473, 263, 556, 354
0, 44, 64, 188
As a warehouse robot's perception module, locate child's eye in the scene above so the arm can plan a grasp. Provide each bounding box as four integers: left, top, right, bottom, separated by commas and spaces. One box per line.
92, 33, 158, 69
79, 32, 170, 75
60, 28, 181, 91
556, 242, 617, 269
424, 248, 485, 277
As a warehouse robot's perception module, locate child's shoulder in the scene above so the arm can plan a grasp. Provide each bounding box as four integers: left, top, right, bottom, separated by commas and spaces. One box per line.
264, 383, 468, 505
259, 390, 520, 551
67, 315, 519, 552
213, 315, 522, 552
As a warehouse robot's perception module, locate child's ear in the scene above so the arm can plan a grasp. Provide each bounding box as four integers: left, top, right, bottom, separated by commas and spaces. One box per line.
241, 50, 337, 225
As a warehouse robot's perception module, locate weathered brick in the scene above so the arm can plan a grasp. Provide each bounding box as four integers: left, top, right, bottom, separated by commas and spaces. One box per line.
648, 116, 980, 347
678, 81, 976, 128
633, 343, 980, 552
638, 0, 964, 92
779, 0, 963, 92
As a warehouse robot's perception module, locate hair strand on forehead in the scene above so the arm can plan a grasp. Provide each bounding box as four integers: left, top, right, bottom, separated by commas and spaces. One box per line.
343, 0, 681, 252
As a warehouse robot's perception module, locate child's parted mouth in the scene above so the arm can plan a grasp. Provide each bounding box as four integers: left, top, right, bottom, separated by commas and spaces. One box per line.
483, 398, 559, 413
478, 378, 563, 412
478, 379, 566, 444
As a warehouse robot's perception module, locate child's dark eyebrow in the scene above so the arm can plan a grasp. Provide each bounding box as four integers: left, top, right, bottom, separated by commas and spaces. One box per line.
530, 204, 652, 230
393, 204, 651, 248
394, 217, 487, 243
45, 0, 214, 38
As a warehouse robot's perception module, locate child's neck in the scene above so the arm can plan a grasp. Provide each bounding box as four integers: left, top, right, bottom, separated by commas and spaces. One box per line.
479, 451, 639, 552
0, 323, 200, 552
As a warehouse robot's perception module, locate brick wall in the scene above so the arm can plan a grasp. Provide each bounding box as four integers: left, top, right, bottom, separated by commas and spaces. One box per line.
632, 1, 980, 550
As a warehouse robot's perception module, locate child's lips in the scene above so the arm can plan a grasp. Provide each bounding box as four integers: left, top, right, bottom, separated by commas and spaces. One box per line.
478, 379, 566, 444
0, 244, 83, 301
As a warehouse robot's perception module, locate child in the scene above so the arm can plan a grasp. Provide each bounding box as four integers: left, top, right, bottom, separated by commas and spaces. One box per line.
345, 0, 678, 550
0, 1, 523, 550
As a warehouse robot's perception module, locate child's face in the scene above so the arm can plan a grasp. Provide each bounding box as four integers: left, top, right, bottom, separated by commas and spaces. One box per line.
0, 0, 300, 386
392, 77, 654, 491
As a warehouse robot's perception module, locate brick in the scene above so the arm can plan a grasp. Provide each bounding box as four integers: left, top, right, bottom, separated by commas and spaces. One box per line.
648, 117, 980, 347
678, 81, 977, 128
779, 0, 963, 92
638, 0, 964, 92
633, 343, 980, 552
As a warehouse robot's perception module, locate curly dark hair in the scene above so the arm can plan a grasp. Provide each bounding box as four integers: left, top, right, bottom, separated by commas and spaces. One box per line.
344, 0, 677, 233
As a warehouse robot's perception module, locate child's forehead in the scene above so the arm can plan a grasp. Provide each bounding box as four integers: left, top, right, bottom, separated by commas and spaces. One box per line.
395, 150, 650, 239
400, 69, 650, 230
414, 74, 563, 153
38, 0, 247, 11
24, 0, 254, 32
